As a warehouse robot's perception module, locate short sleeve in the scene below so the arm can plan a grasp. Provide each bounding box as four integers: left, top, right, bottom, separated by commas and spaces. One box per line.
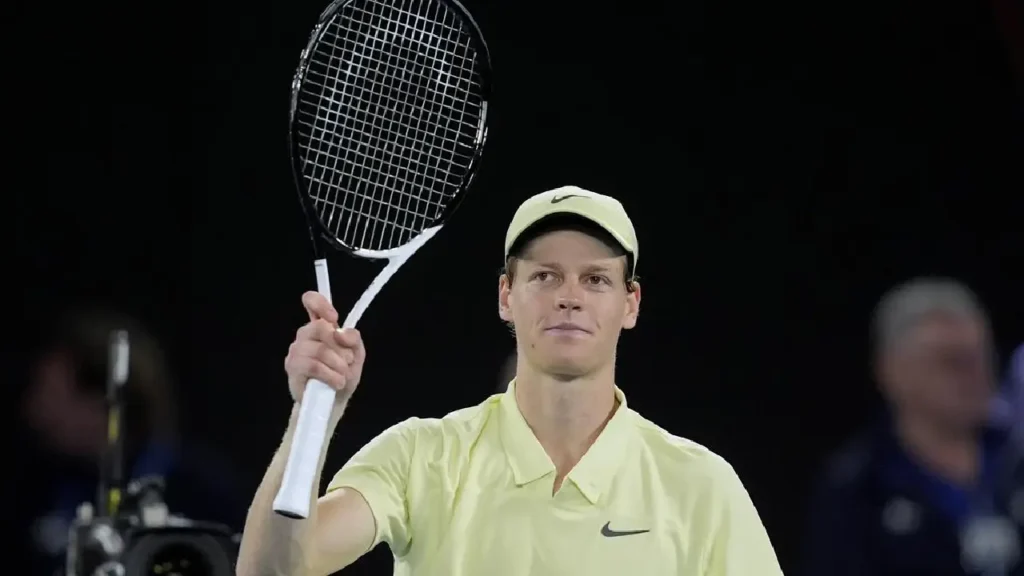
702, 457, 784, 576
326, 418, 420, 555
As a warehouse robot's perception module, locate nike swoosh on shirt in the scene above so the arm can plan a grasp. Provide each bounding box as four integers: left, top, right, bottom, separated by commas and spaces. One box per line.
600, 521, 651, 537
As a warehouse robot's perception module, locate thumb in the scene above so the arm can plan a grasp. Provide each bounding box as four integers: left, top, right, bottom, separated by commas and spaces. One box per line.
302, 291, 339, 323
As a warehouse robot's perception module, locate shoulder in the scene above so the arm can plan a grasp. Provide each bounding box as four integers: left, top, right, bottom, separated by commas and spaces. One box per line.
801, 425, 882, 540
812, 426, 878, 499
365, 394, 500, 456
628, 412, 780, 565
329, 396, 498, 495
627, 410, 756, 518
629, 410, 738, 482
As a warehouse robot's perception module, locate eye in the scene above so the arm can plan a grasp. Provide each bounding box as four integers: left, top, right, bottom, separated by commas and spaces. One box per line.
585, 275, 611, 286
531, 271, 554, 282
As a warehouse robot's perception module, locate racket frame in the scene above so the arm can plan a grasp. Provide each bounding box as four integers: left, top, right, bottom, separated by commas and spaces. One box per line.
273, 0, 492, 519
287, 0, 491, 258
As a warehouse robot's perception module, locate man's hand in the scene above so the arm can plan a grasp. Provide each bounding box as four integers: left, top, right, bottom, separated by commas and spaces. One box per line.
284, 291, 366, 406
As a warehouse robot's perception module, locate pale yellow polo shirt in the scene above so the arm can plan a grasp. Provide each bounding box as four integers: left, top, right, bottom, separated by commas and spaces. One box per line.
327, 383, 782, 575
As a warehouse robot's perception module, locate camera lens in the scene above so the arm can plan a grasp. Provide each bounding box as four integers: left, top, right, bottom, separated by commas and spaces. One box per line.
146, 543, 212, 576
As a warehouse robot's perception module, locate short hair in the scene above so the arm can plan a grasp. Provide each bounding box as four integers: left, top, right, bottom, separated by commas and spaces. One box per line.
871, 277, 990, 357
502, 214, 637, 291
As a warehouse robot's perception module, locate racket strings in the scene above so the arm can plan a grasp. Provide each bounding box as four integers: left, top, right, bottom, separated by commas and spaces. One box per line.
295, 0, 485, 252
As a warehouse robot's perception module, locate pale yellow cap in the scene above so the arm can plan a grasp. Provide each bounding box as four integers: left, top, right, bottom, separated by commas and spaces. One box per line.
503, 185, 638, 274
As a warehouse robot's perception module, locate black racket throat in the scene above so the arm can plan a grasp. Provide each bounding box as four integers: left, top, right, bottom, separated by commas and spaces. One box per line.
287, 0, 492, 255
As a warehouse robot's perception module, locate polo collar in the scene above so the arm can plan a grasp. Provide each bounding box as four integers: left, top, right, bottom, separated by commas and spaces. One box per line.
498, 379, 635, 504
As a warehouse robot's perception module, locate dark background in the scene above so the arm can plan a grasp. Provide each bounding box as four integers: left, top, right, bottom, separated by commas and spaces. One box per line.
11, 0, 1023, 572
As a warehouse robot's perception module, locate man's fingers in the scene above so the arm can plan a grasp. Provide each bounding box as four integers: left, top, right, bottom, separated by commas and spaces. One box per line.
334, 328, 361, 348
294, 357, 347, 391
335, 329, 366, 365
296, 319, 336, 342
302, 291, 338, 323
286, 343, 352, 391
286, 296, 367, 403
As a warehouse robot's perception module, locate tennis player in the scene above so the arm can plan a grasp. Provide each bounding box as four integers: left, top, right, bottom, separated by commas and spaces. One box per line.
237, 186, 783, 576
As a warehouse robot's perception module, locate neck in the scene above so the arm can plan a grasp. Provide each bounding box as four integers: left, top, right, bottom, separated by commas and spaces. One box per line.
894, 411, 982, 486
513, 359, 619, 476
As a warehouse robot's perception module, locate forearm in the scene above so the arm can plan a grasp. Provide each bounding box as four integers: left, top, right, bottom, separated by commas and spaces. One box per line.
236, 402, 346, 576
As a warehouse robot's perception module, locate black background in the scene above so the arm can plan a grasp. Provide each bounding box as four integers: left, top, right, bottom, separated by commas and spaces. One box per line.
11, 0, 1023, 572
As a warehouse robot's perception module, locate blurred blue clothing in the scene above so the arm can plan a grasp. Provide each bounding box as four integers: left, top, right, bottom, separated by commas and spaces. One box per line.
802, 419, 1024, 576
1008, 345, 1023, 438
14, 438, 245, 576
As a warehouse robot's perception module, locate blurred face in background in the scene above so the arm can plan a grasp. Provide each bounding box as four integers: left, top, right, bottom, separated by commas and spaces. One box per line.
23, 350, 105, 459
498, 229, 640, 380
880, 312, 994, 429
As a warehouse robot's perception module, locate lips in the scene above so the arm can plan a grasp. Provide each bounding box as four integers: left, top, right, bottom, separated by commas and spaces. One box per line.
545, 322, 591, 334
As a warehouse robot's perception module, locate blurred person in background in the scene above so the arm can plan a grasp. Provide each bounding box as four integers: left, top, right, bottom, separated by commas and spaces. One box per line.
802, 278, 1024, 576
13, 308, 245, 575
991, 344, 1024, 444
1011, 346, 1024, 443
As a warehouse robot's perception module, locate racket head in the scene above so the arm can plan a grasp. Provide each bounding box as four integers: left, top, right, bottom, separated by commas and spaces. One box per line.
288, 0, 492, 257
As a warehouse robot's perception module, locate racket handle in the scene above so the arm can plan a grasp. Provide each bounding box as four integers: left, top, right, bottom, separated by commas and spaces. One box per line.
273, 379, 336, 518
272, 258, 336, 519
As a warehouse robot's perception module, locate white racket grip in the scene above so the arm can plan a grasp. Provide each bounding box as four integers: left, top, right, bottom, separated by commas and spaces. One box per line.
273, 379, 336, 518
272, 258, 336, 519
313, 259, 333, 304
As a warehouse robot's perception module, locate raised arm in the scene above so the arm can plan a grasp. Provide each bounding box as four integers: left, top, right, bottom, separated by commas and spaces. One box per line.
237, 402, 377, 576
236, 292, 376, 576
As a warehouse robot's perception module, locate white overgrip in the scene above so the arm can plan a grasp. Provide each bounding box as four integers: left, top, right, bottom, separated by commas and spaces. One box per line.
273, 379, 336, 518
313, 258, 333, 303
273, 257, 338, 518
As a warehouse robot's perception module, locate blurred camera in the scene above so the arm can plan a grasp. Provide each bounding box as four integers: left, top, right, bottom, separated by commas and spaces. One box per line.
66, 477, 238, 576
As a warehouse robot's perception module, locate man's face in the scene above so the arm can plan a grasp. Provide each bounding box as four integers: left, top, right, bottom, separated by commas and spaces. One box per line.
881, 313, 994, 428
23, 351, 103, 457
497, 230, 640, 379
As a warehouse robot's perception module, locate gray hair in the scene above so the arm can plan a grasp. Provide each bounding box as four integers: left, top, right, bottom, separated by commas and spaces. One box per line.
872, 277, 990, 357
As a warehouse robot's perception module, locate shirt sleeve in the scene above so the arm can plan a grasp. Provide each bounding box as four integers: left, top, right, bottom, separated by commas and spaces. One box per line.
702, 458, 784, 576
326, 417, 422, 556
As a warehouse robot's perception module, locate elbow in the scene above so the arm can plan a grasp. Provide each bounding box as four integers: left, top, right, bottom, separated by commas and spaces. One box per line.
235, 538, 316, 576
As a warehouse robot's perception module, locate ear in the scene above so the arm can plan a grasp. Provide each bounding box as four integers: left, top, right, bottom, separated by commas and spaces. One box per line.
621, 281, 641, 330
498, 274, 513, 322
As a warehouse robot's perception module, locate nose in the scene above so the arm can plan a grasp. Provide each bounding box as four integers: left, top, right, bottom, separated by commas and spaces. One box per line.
555, 280, 584, 311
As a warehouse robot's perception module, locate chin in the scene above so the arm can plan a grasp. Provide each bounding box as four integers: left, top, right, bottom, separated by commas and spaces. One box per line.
547, 367, 591, 381
537, 356, 593, 380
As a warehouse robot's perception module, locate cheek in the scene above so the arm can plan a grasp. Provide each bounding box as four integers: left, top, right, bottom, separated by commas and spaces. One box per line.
597, 301, 627, 326
25, 382, 63, 429
512, 292, 548, 321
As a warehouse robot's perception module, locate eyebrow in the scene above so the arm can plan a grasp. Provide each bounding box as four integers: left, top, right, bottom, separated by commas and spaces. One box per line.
529, 261, 619, 273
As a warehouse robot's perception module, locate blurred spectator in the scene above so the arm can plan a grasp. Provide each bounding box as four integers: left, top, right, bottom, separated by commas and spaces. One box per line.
13, 308, 245, 575
496, 350, 516, 394
992, 344, 1024, 442
802, 278, 1024, 576
1011, 346, 1024, 445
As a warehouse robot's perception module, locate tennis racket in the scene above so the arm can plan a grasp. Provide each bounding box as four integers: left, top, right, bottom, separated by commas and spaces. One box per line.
272, 0, 491, 519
